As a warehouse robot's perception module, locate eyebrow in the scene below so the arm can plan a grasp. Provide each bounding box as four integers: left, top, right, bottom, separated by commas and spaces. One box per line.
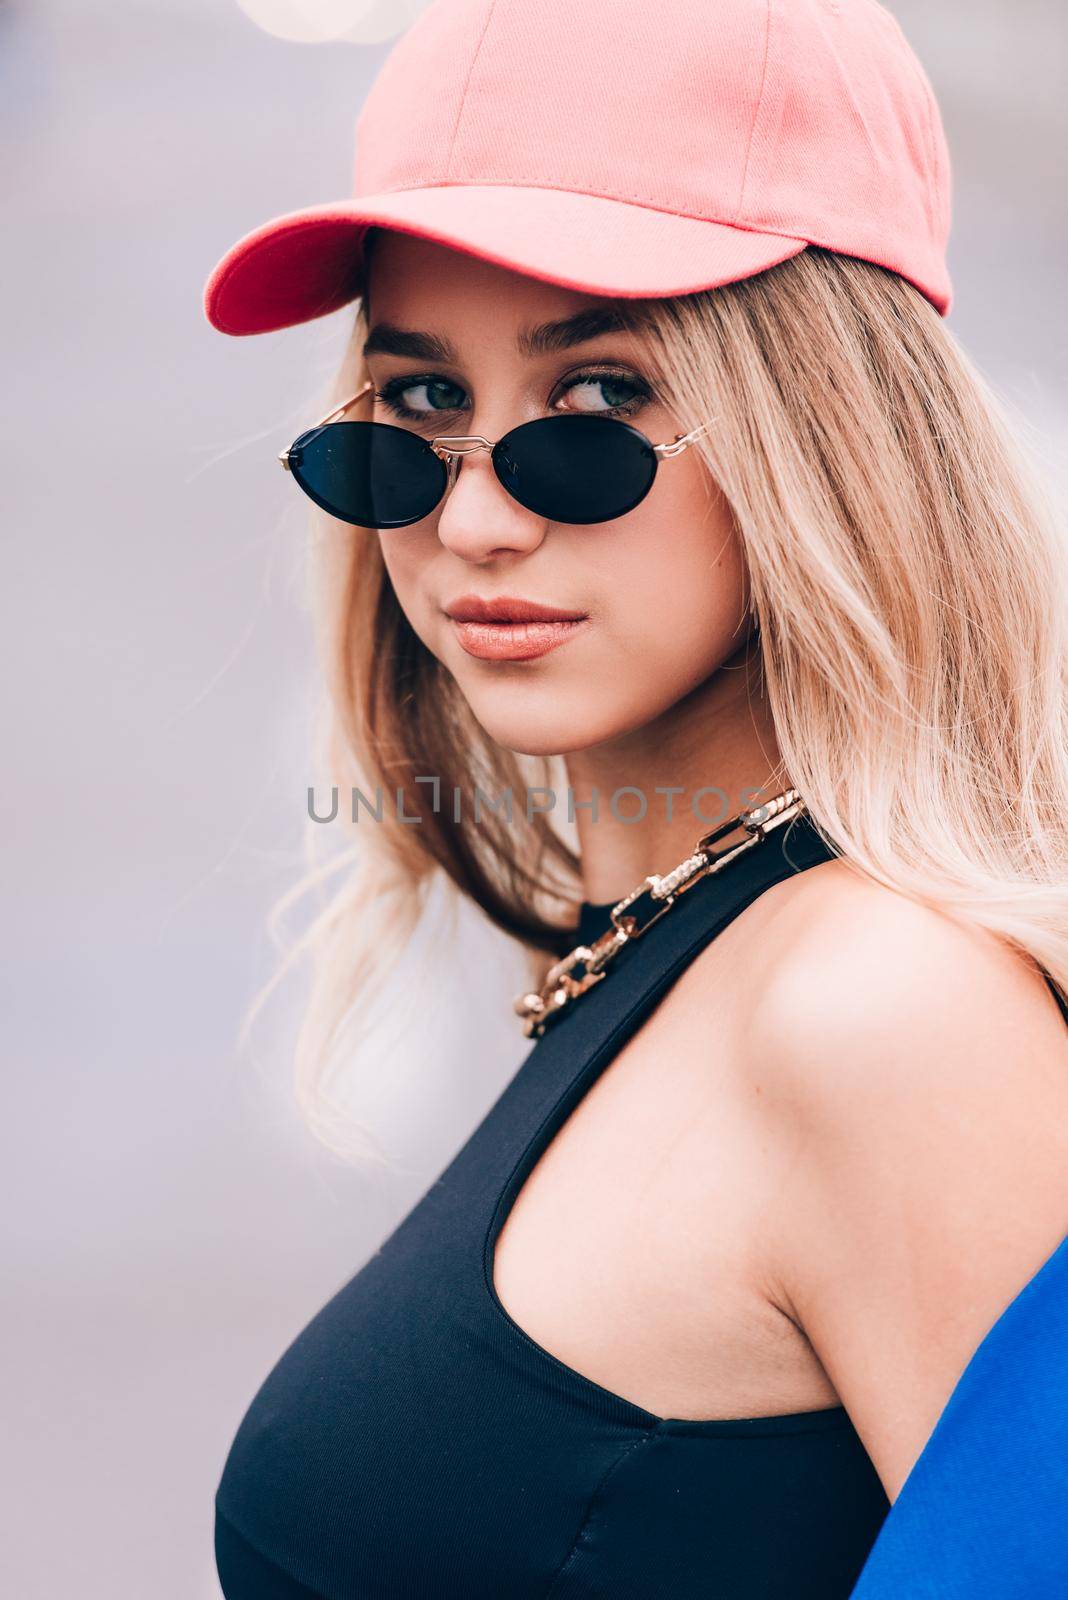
361, 306, 632, 364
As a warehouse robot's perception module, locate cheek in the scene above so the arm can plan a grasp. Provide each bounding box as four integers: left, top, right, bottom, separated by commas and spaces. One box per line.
603, 464, 749, 681
377, 530, 411, 589
376, 528, 436, 626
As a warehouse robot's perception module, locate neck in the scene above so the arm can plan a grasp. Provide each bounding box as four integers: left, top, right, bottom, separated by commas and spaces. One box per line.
564, 634, 791, 905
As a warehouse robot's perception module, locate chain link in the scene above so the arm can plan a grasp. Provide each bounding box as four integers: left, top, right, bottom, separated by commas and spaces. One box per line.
513, 789, 806, 1038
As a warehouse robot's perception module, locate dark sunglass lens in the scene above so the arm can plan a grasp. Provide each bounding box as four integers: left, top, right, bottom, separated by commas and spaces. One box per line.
288, 422, 447, 529
492, 414, 657, 524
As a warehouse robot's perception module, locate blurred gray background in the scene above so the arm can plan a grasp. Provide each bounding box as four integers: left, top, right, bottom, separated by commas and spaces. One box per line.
1, 1, 1064, 1594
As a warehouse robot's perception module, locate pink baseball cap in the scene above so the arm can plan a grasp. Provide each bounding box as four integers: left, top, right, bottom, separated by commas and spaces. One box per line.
203, 0, 952, 337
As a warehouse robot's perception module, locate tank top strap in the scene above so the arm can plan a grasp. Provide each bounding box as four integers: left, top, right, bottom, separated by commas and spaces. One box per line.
551, 814, 1068, 1058
538, 808, 837, 1080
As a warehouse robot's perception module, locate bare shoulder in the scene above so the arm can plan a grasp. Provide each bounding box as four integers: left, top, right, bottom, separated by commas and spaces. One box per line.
728, 855, 1068, 1501
746, 853, 1068, 1098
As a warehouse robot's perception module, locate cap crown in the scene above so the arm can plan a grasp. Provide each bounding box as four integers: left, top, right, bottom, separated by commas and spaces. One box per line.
353, 0, 951, 304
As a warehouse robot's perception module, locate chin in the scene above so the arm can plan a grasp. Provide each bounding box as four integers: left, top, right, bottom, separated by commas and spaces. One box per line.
459, 687, 638, 761
473, 714, 591, 761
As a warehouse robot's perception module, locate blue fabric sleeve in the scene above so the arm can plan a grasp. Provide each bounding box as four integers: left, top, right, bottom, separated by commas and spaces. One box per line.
849, 1231, 1068, 1598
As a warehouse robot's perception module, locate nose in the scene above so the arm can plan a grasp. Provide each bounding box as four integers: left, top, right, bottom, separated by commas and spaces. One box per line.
431, 442, 549, 563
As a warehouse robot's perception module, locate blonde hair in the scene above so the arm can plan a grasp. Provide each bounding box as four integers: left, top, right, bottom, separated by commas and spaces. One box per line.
241, 244, 1068, 1164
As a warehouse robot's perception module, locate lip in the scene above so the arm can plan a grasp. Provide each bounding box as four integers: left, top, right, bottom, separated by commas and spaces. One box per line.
449, 617, 589, 661
443, 595, 590, 662
444, 594, 588, 624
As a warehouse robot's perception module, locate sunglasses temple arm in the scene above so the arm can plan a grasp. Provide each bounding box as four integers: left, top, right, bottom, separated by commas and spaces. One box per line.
676, 419, 716, 451
279, 380, 376, 472
656, 418, 715, 459
310, 378, 376, 429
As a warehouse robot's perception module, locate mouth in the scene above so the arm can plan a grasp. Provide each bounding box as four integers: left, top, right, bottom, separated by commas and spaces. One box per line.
443, 593, 590, 662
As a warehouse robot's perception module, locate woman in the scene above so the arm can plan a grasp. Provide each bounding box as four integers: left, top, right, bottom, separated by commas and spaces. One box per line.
203, 1, 1068, 1595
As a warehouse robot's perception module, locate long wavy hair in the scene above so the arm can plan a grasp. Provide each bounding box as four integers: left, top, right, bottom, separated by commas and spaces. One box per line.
240, 241, 1068, 1165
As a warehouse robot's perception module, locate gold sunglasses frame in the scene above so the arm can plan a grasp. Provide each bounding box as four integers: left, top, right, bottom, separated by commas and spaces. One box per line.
279, 378, 713, 500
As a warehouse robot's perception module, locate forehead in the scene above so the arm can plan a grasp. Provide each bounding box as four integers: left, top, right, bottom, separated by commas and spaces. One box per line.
363, 229, 623, 332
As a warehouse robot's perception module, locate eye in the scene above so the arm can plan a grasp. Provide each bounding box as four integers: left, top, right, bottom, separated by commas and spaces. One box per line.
375, 375, 467, 422
551, 370, 651, 418
372, 366, 653, 426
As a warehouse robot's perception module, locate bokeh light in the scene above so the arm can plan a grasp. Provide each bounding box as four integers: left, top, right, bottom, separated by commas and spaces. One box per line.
234, 0, 431, 45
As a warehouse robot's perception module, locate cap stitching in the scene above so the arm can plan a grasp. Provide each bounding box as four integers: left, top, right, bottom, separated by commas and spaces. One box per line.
879, 6, 940, 243
209, 177, 817, 256
734, 0, 774, 225
918, 70, 943, 244
355, 175, 807, 230
444, 0, 501, 182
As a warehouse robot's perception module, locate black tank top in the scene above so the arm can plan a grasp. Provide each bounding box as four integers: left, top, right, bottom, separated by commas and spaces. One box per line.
216, 809, 1055, 1598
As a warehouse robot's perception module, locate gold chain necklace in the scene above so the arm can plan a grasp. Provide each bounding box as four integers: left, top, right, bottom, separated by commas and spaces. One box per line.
513, 787, 807, 1038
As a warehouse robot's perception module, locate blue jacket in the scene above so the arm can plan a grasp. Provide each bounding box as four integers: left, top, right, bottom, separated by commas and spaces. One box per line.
849, 1230, 1068, 1597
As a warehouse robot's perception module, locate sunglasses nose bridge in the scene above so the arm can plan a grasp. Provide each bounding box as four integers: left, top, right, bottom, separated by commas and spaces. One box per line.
430, 436, 496, 494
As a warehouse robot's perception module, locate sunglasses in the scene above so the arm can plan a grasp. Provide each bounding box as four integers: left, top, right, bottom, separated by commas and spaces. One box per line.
279, 380, 713, 529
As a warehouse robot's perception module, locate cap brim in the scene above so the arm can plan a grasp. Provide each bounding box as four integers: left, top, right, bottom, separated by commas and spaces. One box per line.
203, 184, 811, 336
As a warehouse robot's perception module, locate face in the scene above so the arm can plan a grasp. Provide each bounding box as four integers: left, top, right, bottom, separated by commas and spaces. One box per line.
363, 232, 753, 759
